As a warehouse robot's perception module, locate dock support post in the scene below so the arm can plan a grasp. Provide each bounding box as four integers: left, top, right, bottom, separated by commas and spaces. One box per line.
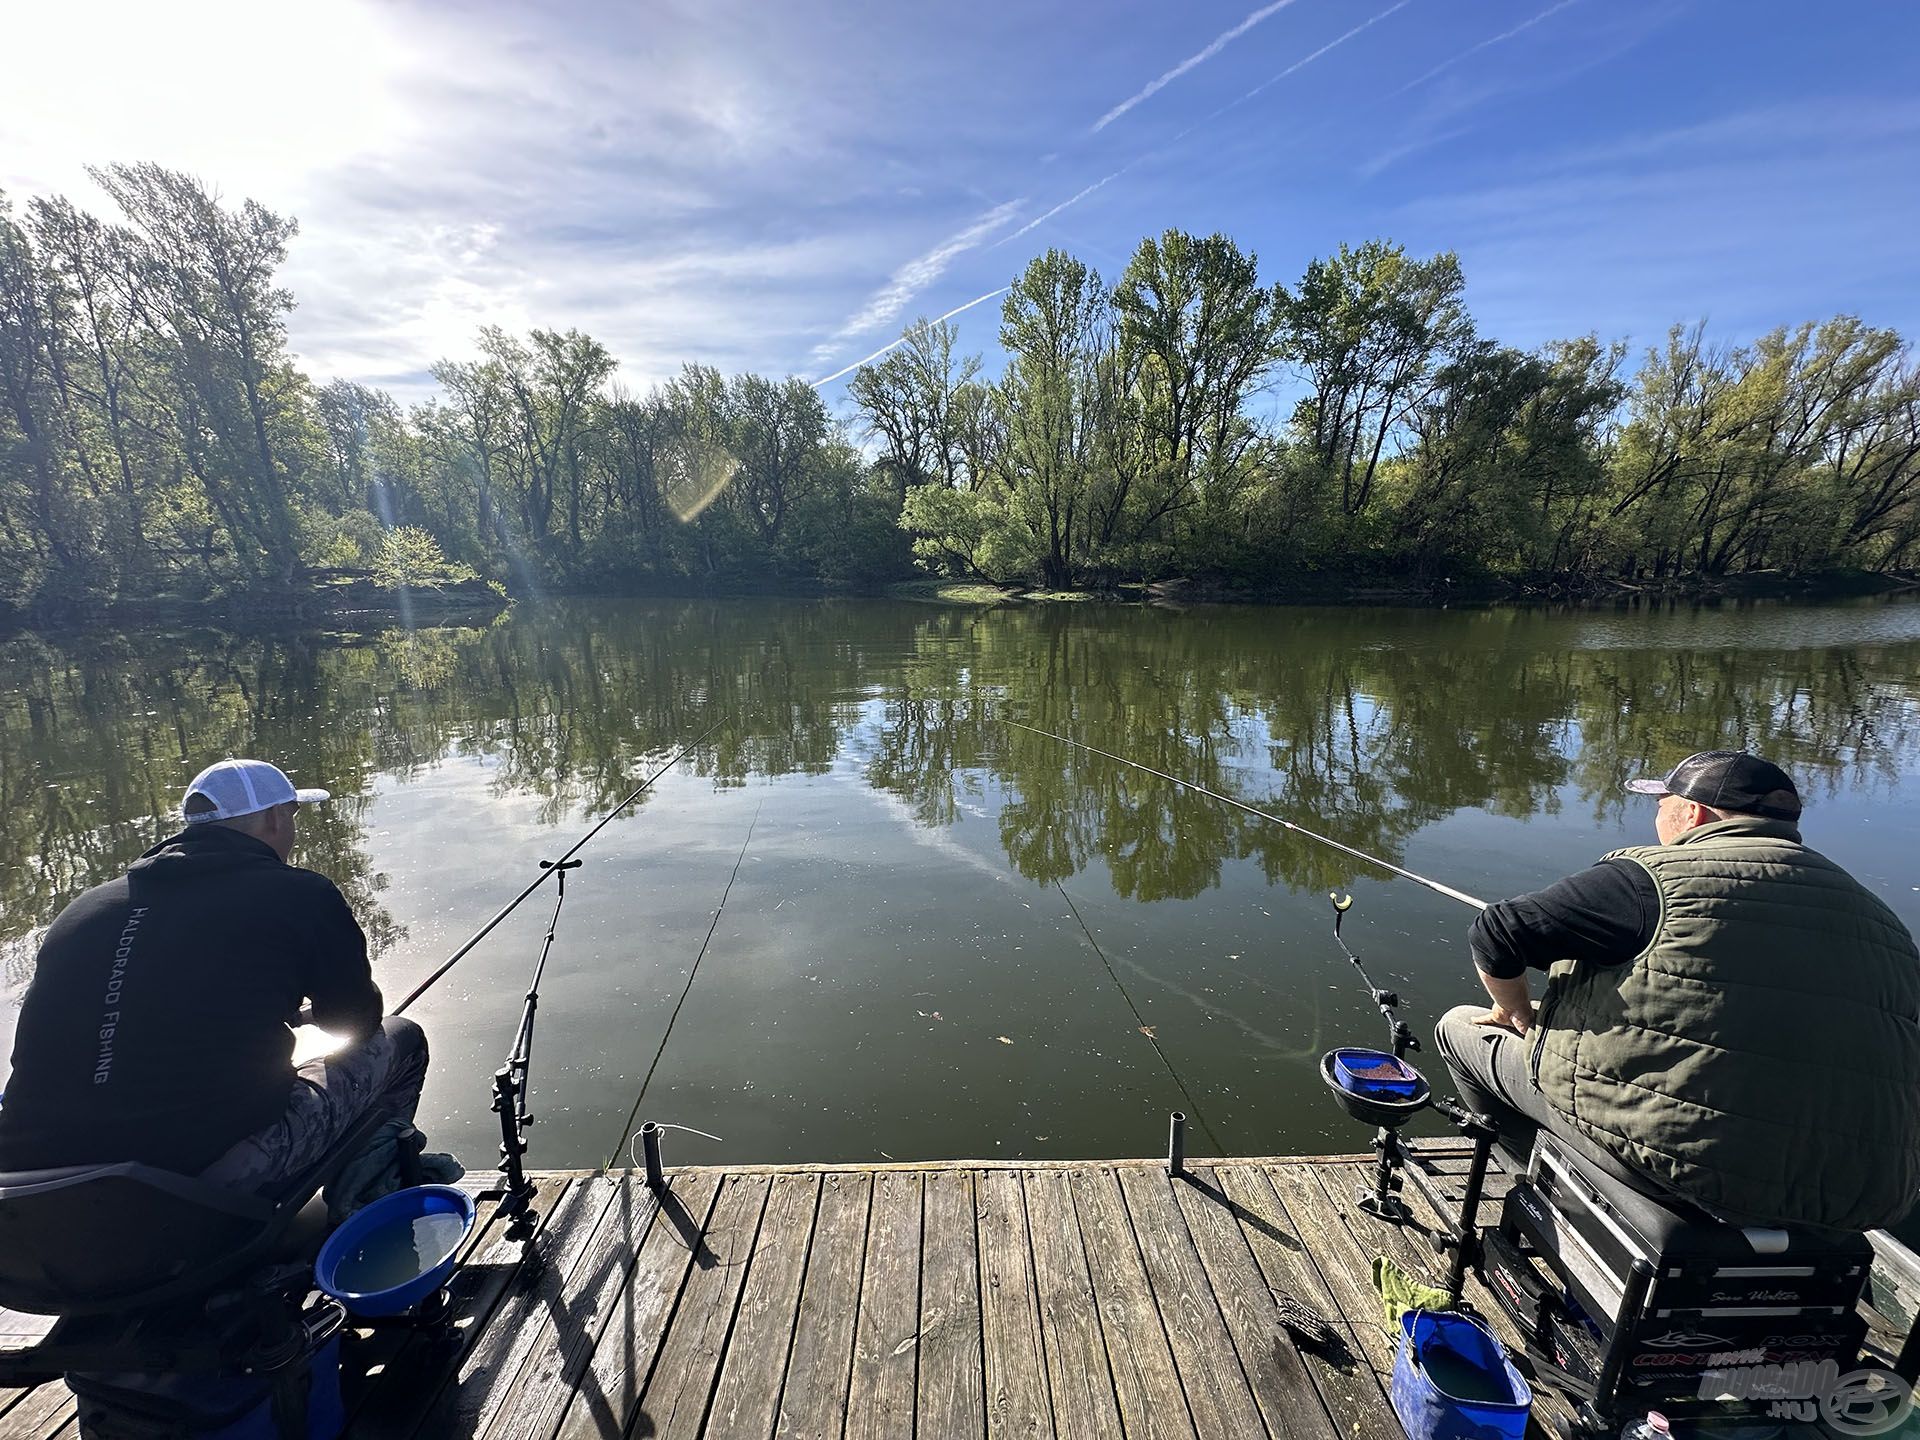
1167, 1111, 1186, 1179
641, 1120, 665, 1193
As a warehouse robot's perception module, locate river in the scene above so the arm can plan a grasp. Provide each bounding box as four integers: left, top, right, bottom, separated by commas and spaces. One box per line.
4, 595, 1919, 1170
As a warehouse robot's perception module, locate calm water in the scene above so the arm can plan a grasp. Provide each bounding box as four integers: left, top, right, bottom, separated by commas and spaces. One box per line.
331, 1210, 470, 1295
4, 596, 1919, 1170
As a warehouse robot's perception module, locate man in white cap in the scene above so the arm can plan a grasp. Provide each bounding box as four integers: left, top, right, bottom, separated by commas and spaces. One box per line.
1435, 749, 1920, 1232
0, 759, 429, 1195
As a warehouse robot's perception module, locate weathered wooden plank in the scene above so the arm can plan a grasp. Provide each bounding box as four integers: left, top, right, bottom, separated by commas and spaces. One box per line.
0, 1384, 73, 1440
1261, 1166, 1399, 1383
916, 1168, 985, 1440
1021, 1169, 1121, 1440
703, 1173, 821, 1440
1869, 1230, 1920, 1333
1115, 1165, 1268, 1440
0, 1311, 54, 1346
1212, 1165, 1401, 1440
1069, 1167, 1196, 1440
343, 1174, 574, 1428
977, 1169, 1053, 1438
356, 1176, 613, 1437
625, 1172, 772, 1440
487, 1175, 714, 1440
776, 1170, 872, 1440
508, 1170, 720, 1440
1170, 1169, 1341, 1440
844, 1171, 923, 1440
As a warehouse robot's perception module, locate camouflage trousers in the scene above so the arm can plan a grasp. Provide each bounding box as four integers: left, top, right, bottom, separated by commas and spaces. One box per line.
197, 1016, 429, 1195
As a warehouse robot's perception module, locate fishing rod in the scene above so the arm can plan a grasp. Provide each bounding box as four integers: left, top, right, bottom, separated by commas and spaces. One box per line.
1003, 718, 1489, 912
393, 720, 721, 1017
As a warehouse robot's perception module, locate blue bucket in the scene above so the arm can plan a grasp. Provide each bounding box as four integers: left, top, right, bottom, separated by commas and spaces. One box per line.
315, 1184, 476, 1317
1389, 1310, 1531, 1440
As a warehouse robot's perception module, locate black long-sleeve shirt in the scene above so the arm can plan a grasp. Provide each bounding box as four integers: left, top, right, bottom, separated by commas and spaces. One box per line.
1468, 858, 1661, 980
0, 825, 381, 1174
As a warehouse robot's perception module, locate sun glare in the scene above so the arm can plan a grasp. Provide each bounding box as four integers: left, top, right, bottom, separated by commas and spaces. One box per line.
2, 0, 412, 201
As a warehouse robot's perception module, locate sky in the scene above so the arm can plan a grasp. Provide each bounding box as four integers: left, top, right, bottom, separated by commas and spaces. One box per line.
4, 0, 1918, 417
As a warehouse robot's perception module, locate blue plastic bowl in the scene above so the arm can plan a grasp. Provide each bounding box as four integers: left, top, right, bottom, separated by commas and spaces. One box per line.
315, 1184, 476, 1317
1332, 1047, 1422, 1098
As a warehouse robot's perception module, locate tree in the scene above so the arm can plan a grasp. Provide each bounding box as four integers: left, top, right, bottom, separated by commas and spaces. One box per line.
848, 319, 981, 503
1111, 230, 1283, 558
0, 198, 91, 592
726, 373, 828, 550
477, 326, 616, 550
994, 249, 1107, 587
1385, 337, 1624, 575
1281, 240, 1471, 517
92, 163, 310, 582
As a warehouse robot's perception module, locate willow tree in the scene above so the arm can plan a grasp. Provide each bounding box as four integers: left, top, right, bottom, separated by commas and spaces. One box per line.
93, 163, 308, 582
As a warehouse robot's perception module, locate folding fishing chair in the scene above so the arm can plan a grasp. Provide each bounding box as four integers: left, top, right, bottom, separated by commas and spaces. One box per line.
0, 1106, 391, 1432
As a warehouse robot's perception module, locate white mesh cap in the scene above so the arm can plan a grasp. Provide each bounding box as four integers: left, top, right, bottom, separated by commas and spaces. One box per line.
180, 758, 330, 824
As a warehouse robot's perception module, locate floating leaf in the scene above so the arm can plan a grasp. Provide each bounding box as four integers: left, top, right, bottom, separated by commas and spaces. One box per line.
1138, 1025, 1157, 1038
996, 1035, 1013, 1045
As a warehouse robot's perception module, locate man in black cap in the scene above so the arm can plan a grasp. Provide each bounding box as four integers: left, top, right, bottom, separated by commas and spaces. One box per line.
1436, 749, 1920, 1232
0, 759, 432, 1198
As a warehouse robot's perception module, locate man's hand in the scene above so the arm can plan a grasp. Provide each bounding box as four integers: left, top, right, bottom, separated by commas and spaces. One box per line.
1475, 970, 1537, 1036
1472, 1001, 1535, 1037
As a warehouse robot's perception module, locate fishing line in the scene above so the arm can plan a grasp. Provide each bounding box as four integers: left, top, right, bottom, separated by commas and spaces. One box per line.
394, 720, 722, 1016
1005, 717, 1489, 912
605, 801, 763, 1168
1055, 879, 1228, 1156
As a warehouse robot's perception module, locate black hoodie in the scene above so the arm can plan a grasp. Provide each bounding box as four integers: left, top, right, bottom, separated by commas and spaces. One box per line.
0, 825, 382, 1174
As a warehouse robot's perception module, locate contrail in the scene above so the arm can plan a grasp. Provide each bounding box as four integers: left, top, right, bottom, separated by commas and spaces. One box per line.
1093, 0, 1302, 132
1015, 0, 1414, 246
810, 286, 1011, 389
813, 200, 1023, 364
1389, 0, 1579, 96
1238, 0, 1415, 106
999, 167, 1134, 245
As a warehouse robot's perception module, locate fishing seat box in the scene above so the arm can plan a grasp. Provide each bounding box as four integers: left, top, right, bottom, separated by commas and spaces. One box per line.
1496, 1133, 1871, 1409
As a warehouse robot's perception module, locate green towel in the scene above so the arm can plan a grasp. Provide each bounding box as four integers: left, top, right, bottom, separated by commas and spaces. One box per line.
1373, 1253, 1451, 1327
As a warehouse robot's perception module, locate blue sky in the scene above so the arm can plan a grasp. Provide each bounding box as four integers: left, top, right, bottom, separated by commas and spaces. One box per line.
4, 0, 1917, 415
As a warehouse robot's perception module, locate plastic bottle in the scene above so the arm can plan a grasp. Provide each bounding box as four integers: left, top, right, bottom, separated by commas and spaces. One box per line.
1620, 1412, 1671, 1440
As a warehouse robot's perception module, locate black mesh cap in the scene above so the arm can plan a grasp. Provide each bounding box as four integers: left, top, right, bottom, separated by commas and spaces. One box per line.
1625, 750, 1802, 821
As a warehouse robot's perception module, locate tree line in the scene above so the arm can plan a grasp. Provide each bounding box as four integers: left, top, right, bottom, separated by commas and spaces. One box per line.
4, 166, 1917, 616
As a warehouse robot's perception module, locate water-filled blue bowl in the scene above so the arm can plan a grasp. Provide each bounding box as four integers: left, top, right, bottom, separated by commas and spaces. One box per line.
315, 1184, 476, 1317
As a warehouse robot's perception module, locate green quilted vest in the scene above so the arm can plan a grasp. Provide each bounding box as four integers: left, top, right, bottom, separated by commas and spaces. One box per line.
1527, 814, 1920, 1231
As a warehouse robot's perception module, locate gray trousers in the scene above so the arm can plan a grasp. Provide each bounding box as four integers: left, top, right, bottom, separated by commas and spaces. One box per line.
198, 1016, 429, 1196
1432, 1004, 1659, 1197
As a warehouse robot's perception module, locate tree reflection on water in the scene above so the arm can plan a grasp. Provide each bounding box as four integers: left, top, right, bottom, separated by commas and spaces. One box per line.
4, 597, 1917, 969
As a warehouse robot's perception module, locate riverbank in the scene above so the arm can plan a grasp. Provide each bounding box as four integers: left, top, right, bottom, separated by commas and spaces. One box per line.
0, 571, 509, 636
6, 566, 1914, 637
886, 567, 1920, 608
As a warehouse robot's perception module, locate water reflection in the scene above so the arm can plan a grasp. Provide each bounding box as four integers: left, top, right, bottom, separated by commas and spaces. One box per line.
5, 598, 1920, 958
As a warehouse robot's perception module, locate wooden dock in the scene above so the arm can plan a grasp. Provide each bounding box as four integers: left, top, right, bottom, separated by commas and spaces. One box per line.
0, 1146, 1908, 1439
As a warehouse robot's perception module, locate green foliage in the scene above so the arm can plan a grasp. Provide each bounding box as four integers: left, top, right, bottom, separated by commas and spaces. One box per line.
371, 526, 477, 590
2, 165, 1916, 612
